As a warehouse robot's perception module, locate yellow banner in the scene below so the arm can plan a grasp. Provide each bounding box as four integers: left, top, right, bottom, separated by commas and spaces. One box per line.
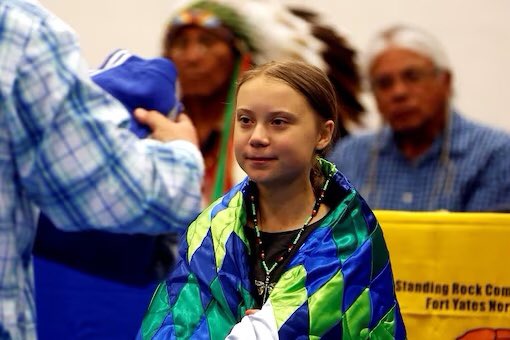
376, 211, 510, 340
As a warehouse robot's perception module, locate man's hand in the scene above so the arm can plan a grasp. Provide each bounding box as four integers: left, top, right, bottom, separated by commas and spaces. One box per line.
134, 108, 199, 147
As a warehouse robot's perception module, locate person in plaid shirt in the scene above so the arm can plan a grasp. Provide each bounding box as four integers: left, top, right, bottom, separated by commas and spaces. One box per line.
0, 0, 204, 338
329, 25, 510, 212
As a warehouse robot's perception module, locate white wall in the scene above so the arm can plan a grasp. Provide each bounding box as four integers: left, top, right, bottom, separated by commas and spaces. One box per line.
40, 0, 510, 132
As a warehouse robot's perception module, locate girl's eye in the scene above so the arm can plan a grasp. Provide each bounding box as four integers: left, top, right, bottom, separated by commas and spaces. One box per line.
238, 116, 251, 125
272, 118, 287, 126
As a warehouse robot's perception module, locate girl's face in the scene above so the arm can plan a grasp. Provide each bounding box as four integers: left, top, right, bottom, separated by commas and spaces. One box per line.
234, 76, 334, 188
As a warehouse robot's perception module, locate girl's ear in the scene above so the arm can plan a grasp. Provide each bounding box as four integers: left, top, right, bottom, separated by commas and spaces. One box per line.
316, 120, 335, 151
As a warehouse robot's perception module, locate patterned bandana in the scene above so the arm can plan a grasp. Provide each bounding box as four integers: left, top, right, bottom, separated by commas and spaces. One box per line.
165, 1, 255, 54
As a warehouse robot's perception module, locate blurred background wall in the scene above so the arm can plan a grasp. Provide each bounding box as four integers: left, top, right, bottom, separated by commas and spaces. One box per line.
40, 0, 510, 132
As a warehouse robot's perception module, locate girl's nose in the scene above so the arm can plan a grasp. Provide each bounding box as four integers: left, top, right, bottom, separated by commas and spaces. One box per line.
249, 124, 270, 147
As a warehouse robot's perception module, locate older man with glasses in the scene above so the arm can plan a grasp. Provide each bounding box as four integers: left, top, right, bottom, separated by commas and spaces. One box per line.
328, 25, 510, 212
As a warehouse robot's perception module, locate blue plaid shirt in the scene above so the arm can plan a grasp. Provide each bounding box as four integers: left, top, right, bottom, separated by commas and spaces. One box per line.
328, 112, 510, 212
0, 1, 204, 338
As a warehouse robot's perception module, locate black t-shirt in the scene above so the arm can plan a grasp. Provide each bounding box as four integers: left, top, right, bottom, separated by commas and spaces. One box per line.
243, 176, 345, 307
244, 217, 324, 308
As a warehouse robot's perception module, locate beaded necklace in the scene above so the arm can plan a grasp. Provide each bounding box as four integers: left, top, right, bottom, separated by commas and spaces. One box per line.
249, 173, 332, 304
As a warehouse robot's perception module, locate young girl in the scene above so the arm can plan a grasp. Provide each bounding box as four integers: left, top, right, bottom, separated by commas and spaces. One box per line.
138, 61, 405, 339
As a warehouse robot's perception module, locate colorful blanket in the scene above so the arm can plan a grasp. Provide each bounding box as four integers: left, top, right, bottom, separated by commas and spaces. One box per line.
139, 162, 406, 339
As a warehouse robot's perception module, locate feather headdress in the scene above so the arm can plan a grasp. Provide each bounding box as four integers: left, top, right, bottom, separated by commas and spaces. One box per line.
163, 0, 364, 140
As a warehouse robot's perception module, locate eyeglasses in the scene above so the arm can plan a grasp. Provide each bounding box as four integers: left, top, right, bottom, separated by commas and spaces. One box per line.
370, 66, 440, 92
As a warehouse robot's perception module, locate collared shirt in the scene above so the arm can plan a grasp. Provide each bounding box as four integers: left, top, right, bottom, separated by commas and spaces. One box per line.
328, 112, 510, 212
0, 1, 204, 338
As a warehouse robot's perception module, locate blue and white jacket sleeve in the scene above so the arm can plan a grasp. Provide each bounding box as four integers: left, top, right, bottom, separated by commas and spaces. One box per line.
8, 8, 203, 235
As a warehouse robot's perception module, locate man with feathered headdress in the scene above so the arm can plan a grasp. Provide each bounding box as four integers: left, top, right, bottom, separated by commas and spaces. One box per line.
161, 0, 364, 204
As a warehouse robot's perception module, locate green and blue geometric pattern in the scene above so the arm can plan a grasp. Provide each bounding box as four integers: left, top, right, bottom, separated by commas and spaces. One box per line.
140, 160, 406, 339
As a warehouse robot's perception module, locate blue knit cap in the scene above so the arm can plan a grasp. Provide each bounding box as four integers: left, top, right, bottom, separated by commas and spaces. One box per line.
91, 49, 181, 138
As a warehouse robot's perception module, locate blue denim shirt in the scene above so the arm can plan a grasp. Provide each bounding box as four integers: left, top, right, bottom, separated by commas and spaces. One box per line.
328, 112, 510, 212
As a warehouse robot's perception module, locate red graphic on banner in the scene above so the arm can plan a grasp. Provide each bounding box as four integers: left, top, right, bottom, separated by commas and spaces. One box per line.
457, 328, 510, 340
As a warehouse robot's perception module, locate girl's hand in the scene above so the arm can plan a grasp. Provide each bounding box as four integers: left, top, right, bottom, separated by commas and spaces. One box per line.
245, 309, 259, 316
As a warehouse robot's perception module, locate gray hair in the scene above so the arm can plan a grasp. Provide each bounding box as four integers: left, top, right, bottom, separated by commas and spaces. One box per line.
362, 25, 451, 78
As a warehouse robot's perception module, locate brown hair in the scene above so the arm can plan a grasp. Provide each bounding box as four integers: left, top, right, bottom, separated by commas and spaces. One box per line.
236, 60, 338, 193
236, 60, 338, 153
